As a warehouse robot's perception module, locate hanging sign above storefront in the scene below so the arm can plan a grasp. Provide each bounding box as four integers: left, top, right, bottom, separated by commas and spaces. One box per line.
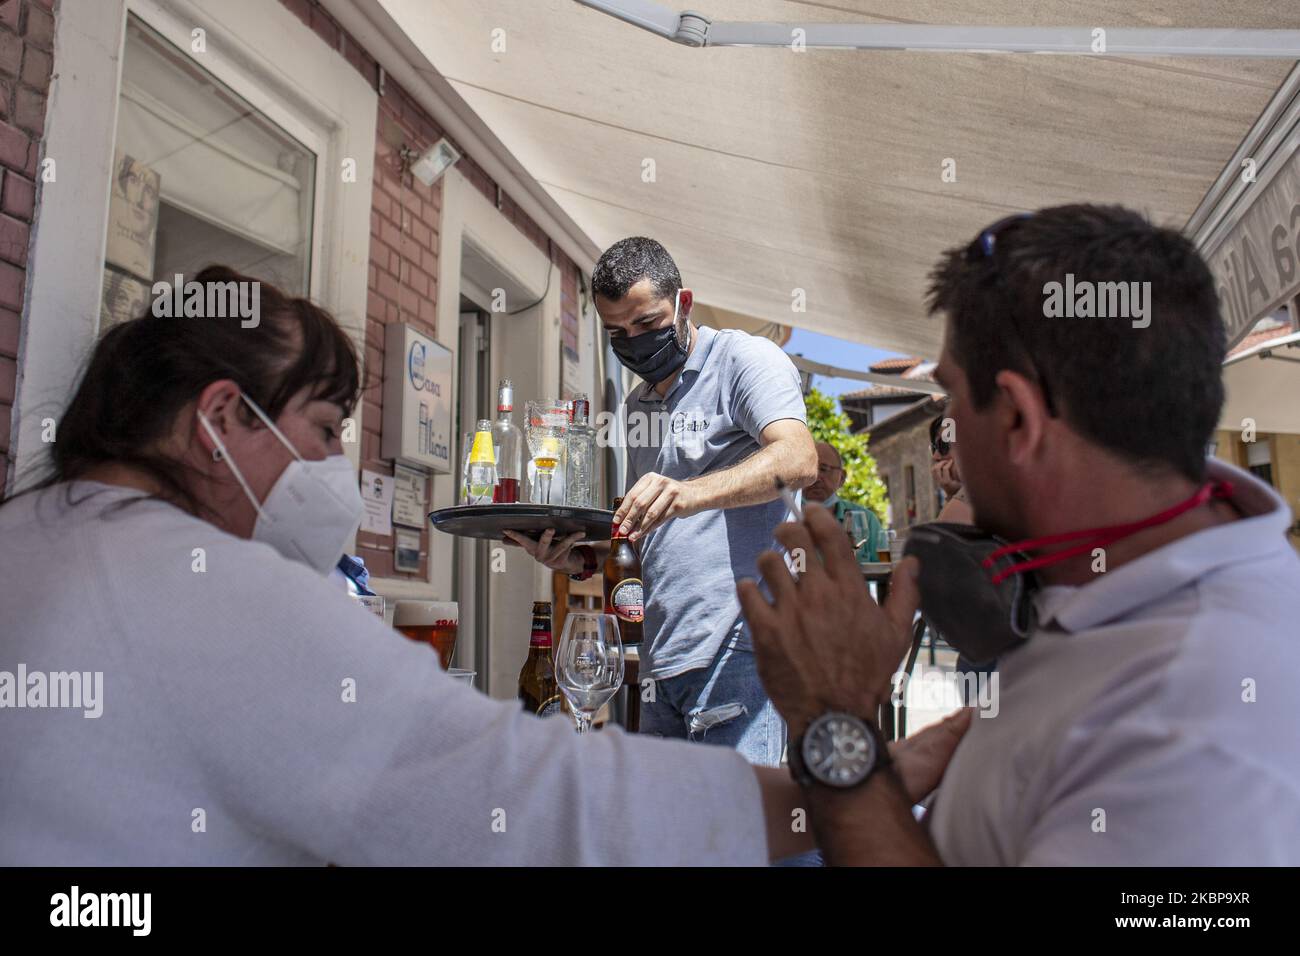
381, 324, 454, 474
1203, 146, 1300, 349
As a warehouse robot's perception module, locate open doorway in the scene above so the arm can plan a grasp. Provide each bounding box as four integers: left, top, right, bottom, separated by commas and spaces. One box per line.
455, 299, 492, 690
454, 299, 488, 686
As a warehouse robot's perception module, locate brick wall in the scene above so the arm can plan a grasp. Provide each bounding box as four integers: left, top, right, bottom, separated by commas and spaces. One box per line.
281, 0, 581, 581
0, 0, 54, 496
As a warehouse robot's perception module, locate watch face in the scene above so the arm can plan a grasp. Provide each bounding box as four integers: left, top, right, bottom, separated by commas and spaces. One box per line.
803, 714, 877, 788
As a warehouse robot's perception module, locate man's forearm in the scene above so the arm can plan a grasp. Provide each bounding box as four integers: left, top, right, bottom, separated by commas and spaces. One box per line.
805, 768, 944, 866
687, 438, 815, 513
753, 767, 817, 862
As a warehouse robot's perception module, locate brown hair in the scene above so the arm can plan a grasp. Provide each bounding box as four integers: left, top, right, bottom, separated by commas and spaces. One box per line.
6, 265, 361, 516
927, 204, 1224, 482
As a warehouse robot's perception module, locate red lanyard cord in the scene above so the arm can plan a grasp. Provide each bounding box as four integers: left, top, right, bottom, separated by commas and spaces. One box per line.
982, 481, 1234, 585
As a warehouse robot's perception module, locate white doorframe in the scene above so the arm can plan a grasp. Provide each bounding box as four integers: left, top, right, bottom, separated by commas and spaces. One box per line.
10, 0, 376, 488
420, 167, 559, 697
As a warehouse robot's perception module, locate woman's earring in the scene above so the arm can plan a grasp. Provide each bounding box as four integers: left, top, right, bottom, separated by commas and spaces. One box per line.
212, 448, 223, 463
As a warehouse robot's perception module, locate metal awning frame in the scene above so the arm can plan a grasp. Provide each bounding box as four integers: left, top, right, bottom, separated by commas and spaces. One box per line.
1223, 329, 1300, 367
574, 1, 1300, 56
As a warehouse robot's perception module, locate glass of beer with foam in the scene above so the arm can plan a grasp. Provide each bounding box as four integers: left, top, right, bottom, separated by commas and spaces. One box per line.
393, 601, 459, 669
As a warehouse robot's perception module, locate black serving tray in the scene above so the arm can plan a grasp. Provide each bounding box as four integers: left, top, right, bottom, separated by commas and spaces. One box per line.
428, 503, 615, 544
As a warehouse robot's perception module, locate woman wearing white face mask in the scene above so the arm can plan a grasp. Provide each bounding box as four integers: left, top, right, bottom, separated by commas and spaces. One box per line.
0, 266, 821, 866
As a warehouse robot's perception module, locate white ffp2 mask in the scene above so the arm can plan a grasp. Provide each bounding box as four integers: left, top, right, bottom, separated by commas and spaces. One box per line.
199, 393, 364, 575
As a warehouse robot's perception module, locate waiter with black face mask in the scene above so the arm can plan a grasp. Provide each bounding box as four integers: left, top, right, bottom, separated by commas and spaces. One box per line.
507, 237, 818, 777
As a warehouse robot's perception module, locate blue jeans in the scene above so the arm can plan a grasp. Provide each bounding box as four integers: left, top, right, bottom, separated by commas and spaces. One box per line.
638, 637, 785, 767
638, 635, 822, 866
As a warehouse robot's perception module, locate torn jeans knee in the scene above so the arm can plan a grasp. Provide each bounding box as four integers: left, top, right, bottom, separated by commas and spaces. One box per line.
687, 701, 747, 741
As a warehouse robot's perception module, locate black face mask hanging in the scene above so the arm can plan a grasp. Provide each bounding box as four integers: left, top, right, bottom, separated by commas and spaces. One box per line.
901, 480, 1232, 665
904, 523, 1038, 666
611, 290, 690, 385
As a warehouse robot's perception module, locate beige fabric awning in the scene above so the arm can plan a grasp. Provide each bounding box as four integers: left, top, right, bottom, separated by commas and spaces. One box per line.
691, 302, 789, 345
379, 0, 1300, 358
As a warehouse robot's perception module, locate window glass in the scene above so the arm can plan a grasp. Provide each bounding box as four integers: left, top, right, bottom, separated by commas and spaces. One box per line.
100, 14, 316, 327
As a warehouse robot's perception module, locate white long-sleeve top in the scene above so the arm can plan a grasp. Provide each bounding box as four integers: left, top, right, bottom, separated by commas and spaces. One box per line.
0, 482, 767, 865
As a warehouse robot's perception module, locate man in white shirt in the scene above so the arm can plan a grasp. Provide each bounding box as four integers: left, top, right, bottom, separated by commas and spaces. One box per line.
740, 204, 1300, 865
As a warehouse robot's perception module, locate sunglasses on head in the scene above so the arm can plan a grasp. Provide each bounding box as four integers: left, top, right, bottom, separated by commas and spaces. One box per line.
965, 213, 1034, 262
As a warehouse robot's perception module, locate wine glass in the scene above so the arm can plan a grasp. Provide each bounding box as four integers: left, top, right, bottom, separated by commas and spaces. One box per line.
525, 399, 569, 505
843, 509, 873, 560
554, 612, 624, 734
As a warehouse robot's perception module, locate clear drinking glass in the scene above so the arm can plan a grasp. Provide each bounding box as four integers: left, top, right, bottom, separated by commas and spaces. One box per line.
843, 509, 873, 559
554, 612, 624, 734
888, 528, 905, 563
393, 600, 459, 670
525, 399, 570, 505
460, 431, 477, 504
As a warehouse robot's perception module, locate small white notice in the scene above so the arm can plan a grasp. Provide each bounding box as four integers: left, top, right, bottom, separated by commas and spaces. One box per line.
361, 469, 394, 536
393, 464, 429, 529
394, 528, 422, 574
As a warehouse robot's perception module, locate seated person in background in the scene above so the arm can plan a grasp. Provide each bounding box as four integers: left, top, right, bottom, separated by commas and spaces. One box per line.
930, 414, 973, 524
740, 204, 1300, 865
803, 440, 885, 562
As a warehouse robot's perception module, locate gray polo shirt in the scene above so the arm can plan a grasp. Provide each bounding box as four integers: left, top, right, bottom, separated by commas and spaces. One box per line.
927, 459, 1300, 865
624, 324, 807, 680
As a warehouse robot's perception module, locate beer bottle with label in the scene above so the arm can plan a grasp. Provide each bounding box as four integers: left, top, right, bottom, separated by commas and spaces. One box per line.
518, 601, 563, 717
604, 497, 644, 645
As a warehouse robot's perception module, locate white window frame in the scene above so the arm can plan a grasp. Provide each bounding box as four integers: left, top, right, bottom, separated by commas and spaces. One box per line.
127, 0, 330, 302
12, 0, 376, 484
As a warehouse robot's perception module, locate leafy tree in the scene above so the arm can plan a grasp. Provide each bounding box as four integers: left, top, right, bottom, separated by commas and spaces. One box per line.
804, 387, 889, 524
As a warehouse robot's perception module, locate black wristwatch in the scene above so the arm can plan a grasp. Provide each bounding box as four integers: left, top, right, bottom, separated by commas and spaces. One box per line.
788, 712, 891, 790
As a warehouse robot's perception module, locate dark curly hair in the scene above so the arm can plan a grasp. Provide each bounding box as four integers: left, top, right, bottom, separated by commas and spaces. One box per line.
591, 236, 681, 302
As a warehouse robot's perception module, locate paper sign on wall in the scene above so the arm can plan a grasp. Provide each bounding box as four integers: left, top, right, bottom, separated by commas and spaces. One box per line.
360, 469, 394, 536
393, 463, 429, 529
394, 528, 422, 574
